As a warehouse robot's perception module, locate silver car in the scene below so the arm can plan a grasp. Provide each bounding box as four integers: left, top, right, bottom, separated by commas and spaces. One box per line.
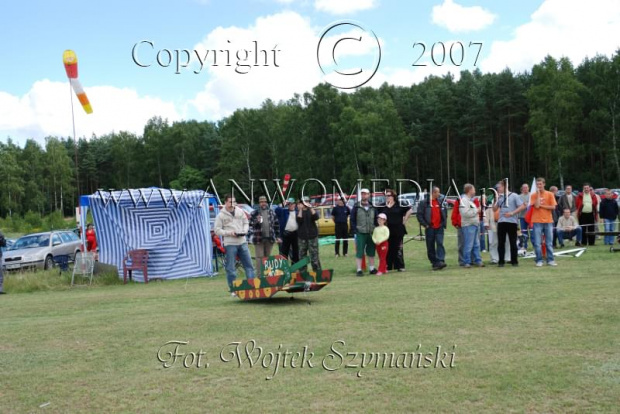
2, 231, 82, 272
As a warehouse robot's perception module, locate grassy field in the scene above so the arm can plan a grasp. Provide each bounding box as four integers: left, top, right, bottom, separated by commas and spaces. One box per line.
1, 223, 619, 413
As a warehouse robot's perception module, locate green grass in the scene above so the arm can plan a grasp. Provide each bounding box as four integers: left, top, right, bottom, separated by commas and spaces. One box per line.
1, 223, 619, 413
4, 268, 122, 293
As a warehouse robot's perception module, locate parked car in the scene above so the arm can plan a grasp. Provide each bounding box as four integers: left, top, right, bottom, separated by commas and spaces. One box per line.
399, 192, 456, 209
1, 238, 15, 254
398, 193, 421, 208
556, 190, 578, 197
315, 206, 350, 236
611, 189, 620, 207
237, 203, 255, 217
345, 192, 387, 209
594, 188, 619, 200
2, 231, 82, 272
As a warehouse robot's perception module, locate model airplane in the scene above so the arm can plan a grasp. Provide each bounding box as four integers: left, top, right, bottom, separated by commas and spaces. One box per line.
230, 255, 333, 301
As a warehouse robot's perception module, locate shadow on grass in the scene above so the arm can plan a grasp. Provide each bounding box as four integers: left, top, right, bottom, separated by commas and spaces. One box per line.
230, 295, 324, 306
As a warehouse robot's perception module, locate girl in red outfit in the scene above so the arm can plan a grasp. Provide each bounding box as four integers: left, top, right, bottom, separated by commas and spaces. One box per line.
372, 213, 390, 275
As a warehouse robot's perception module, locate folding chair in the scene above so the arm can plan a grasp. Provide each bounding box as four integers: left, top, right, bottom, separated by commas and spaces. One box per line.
71, 252, 95, 286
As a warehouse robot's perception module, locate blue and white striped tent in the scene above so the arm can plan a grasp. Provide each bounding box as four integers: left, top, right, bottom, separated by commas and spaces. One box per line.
80, 189, 217, 281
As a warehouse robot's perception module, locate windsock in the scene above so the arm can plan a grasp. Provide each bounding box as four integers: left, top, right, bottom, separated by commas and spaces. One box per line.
282, 173, 291, 195
63, 50, 93, 114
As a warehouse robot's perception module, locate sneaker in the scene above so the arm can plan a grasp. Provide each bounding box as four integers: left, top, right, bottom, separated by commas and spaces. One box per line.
476, 262, 485, 268
376, 272, 384, 276
432, 265, 441, 271
335, 254, 340, 257
536, 262, 543, 267
575, 242, 583, 247
559, 244, 564, 248
369, 269, 378, 275
498, 263, 505, 268
547, 261, 558, 267
482, 250, 487, 253
464, 264, 471, 268
397, 268, 404, 272
343, 254, 348, 257
490, 261, 498, 265
439, 262, 447, 269
511, 263, 519, 267
356, 270, 364, 277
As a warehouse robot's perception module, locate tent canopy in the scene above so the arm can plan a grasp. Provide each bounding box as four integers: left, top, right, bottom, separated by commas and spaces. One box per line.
80, 188, 218, 281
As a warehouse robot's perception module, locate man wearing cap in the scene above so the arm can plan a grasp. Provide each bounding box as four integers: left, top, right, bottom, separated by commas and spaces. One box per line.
350, 188, 378, 276
214, 194, 255, 295
249, 195, 281, 273
297, 198, 322, 273
275, 198, 299, 263
417, 186, 447, 270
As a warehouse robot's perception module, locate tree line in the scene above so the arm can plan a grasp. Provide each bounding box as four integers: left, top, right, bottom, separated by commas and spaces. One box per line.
1, 51, 619, 219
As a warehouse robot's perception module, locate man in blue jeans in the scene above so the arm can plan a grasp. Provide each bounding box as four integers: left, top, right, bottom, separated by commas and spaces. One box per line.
459, 184, 484, 268
530, 177, 557, 267
417, 187, 447, 270
599, 189, 619, 245
214, 194, 255, 296
557, 208, 583, 247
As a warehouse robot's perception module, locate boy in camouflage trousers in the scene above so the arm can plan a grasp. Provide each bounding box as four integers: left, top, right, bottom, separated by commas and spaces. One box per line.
296, 200, 322, 273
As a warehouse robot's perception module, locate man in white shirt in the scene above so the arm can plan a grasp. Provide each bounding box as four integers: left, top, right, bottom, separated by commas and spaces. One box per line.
214, 194, 255, 295
275, 198, 300, 263
557, 208, 583, 247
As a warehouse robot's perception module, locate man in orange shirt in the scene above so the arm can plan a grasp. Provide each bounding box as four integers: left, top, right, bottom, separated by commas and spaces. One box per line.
530, 177, 558, 267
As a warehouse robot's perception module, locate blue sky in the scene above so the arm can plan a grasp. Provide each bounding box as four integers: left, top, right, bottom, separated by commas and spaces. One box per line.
1, 0, 618, 144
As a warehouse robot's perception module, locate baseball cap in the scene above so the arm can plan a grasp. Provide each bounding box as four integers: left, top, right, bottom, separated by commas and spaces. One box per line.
378, 213, 387, 220
360, 188, 370, 194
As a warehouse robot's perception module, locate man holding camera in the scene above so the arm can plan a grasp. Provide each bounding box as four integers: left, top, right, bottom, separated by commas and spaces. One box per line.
214, 194, 255, 295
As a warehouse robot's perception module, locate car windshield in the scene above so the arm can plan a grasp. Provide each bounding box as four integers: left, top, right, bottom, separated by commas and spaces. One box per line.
12, 235, 50, 249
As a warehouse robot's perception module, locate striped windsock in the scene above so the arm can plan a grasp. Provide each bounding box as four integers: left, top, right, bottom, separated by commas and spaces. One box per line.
63, 50, 93, 114
282, 173, 291, 195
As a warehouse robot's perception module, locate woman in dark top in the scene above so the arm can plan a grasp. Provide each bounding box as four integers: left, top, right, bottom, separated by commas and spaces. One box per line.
380, 189, 413, 271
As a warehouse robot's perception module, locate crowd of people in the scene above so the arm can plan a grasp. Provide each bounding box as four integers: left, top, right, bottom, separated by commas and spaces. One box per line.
214, 180, 619, 294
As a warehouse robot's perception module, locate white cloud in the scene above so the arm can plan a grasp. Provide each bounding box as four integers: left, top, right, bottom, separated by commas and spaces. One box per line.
0, 80, 181, 145
190, 12, 322, 119
481, 0, 620, 74
432, 0, 496, 33
314, 0, 377, 15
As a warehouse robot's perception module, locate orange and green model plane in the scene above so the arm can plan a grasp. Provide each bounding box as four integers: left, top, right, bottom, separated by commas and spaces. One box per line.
230, 255, 334, 301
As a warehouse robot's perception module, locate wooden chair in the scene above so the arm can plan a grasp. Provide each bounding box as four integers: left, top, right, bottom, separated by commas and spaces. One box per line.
123, 249, 149, 284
